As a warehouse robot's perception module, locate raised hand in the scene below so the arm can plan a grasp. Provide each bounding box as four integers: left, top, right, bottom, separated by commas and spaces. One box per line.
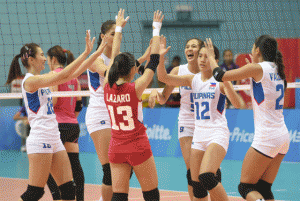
115, 8, 129, 28
84, 30, 96, 54
96, 35, 108, 53
153, 10, 164, 25
159, 35, 171, 56
148, 89, 159, 109
204, 38, 215, 59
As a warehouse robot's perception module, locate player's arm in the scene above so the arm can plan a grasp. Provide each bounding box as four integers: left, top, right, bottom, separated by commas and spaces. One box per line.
104, 9, 128, 85
220, 81, 245, 109
75, 79, 82, 118
49, 84, 59, 105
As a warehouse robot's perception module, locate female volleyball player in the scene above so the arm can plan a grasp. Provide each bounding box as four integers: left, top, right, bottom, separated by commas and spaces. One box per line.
207, 35, 289, 201
6, 30, 107, 201
103, 10, 166, 201
85, 10, 151, 201
157, 37, 244, 201
148, 37, 222, 200
45, 45, 85, 200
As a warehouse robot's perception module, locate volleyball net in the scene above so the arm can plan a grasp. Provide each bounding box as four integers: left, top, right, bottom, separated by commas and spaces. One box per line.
1, 0, 299, 105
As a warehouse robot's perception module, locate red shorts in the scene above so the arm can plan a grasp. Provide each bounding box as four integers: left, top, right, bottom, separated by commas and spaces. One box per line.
108, 148, 153, 166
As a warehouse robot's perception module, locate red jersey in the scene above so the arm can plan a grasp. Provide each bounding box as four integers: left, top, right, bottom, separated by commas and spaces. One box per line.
54, 68, 78, 124
104, 82, 148, 153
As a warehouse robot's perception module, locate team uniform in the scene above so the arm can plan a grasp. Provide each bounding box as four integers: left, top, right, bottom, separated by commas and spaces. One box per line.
191, 74, 229, 152
104, 82, 152, 166
86, 53, 111, 133
54, 68, 80, 143
250, 61, 289, 158
22, 73, 65, 154
177, 64, 196, 139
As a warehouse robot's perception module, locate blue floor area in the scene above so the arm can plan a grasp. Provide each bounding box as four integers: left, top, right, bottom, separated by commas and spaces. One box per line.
0, 150, 299, 200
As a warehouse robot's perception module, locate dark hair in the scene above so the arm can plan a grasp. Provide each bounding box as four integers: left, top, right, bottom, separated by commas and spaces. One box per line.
185, 38, 203, 48
255, 35, 286, 82
6, 43, 40, 84
97, 20, 116, 49
223, 49, 233, 57
172, 55, 181, 63
108, 52, 135, 88
199, 44, 220, 60
47, 45, 75, 66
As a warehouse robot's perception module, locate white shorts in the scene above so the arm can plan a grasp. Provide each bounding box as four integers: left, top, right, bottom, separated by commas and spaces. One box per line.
178, 124, 195, 139
26, 138, 65, 154
192, 127, 230, 152
251, 133, 290, 158
85, 106, 111, 134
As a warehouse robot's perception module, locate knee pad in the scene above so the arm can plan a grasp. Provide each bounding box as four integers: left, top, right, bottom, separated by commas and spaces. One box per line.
143, 188, 160, 201
238, 182, 257, 199
198, 172, 219, 191
59, 181, 76, 200
216, 168, 222, 183
192, 181, 208, 199
112, 192, 128, 201
256, 179, 274, 200
102, 163, 112, 186
186, 169, 193, 186
21, 185, 45, 201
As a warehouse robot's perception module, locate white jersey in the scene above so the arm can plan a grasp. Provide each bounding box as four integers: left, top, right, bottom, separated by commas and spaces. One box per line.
191, 74, 229, 142
250, 61, 289, 139
87, 53, 111, 108
178, 64, 195, 127
22, 73, 60, 142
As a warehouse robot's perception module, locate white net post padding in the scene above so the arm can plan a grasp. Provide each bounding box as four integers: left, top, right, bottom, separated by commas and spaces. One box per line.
0, 82, 299, 100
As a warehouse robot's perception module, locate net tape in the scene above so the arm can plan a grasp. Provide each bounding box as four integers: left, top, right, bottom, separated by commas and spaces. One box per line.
0, 82, 299, 100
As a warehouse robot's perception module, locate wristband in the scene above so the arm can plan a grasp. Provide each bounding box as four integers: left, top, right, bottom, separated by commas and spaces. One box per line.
153, 29, 160, 36
212, 67, 225, 82
152, 21, 162, 36
115, 26, 122, 33
146, 54, 160, 73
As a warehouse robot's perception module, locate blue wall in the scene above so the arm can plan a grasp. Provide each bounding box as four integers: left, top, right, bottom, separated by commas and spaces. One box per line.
1, 0, 300, 90
1, 106, 300, 162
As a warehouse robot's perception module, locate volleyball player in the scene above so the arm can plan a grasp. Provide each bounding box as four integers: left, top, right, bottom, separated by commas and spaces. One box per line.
6, 30, 107, 201
148, 37, 222, 200
85, 10, 151, 201
157, 37, 244, 201
102, 10, 166, 201
208, 35, 289, 201
45, 45, 85, 200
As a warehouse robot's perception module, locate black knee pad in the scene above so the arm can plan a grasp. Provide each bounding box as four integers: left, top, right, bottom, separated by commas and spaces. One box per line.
256, 179, 274, 200
102, 163, 112, 186
238, 182, 257, 199
192, 181, 208, 199
198, 172, 219, 191
215, 168, 222, 183
143, 188, 160, 201
21, 185, 45, 201
59, 181, 76, 200
112, 192, 128, 201
186, 169, 193, 186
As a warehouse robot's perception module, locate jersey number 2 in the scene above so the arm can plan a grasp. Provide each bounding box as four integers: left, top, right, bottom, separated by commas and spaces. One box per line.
107, 105, 135, 131
275, 84, 284, 110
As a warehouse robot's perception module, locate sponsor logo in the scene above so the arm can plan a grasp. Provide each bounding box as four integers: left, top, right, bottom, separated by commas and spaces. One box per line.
145, 124, 171, 140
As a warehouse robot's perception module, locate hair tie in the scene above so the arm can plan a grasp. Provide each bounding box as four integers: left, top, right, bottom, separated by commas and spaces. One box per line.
63, 49, 67, 53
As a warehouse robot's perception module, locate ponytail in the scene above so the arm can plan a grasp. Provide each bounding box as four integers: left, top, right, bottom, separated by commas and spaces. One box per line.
6, 54, 23, 85
65, 50, 75, 65
108, 60, 120, 88
275, 50, 287, 89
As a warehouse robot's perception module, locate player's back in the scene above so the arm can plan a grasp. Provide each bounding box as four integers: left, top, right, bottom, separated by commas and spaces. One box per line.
54, 68, 78, 124
104, 82, 146, 139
